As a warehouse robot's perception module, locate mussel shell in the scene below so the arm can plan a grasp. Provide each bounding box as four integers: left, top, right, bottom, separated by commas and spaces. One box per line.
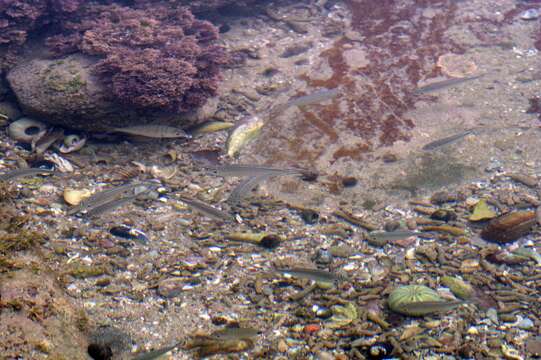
480, 211, 536, 244
8, 117, 47, 143
28, 159, 56, 171
110, 225, 148, 244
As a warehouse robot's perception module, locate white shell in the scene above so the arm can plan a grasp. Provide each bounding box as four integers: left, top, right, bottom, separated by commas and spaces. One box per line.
7, 117, 47, 143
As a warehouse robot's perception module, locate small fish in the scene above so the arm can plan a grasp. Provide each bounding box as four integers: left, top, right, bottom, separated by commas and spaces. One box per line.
228, 174, 272, 204
177, 196, 233, 222
226, 115, 264, 157
512, 248, 541, 265
83, 193, 142, 218
368, 230, 419, 242
275, 267, 343, 283
421, 128, 477, 151
188, 121, 234, 136
68, 182, 151, 215
209, 327, 260, 341
132, 343, 179, 360
0, 168, 55, 182
110, 125, 190, 139
414, 74, 484, 94
394, 300, 466, 316
32, 128, 64, 154
206, 164, 310, 178
270, 87, 341, 115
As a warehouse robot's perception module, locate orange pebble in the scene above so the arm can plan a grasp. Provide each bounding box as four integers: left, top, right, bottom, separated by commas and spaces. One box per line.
304, 324, 320, 334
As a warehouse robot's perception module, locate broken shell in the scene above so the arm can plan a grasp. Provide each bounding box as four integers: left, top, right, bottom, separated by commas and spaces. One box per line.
480, 211, 536, 244
388, 285, 442, 316
501, 344, 523, 360
44, 153, 74, 172
441, 276, 474, 300
469, 199, 497, 221
59, 134, 87, 153
8, 117, 47, 143
63, 188, 92, 206
150, 165, 177, 180
437, 53, 477, 77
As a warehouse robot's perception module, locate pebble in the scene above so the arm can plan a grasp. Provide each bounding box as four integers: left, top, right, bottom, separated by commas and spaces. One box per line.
520, 9, 539, 20
157, 278, 184, 298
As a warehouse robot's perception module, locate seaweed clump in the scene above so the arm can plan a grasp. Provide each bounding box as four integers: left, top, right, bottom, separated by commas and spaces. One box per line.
47, 2, 229, 113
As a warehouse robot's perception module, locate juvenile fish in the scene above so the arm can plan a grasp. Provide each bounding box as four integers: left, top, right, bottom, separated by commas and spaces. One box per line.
512, 248, 541, 265
393, 300, 466, 316
83, 193, 142, 218
414, 74, 484, 94
188, 121, 234, 136
68, 182, 151, 215
209, 327, 260, 341
271, 87, 341, 115
177, 196, 233, 222
226, 115, 264, 157
275, 268, 343, 283
207, 164, 309, 178
228, 174, 272, 204
0, 168, 55, 182
110, 125, 190, 139
421, 129, 477, 151
368, 230, 419, 242
132, 343, 179, 360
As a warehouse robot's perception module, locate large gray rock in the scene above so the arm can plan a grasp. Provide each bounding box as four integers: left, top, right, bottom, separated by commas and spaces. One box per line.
6, 54, 214, 132
7, 55, 124, 131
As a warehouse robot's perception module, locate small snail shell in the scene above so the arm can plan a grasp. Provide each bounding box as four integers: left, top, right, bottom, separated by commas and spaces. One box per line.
8, 117, 47, 143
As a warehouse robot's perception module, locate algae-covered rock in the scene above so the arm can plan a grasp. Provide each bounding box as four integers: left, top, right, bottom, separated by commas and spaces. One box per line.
0, 266, 89, 359
7, 54, 197, 132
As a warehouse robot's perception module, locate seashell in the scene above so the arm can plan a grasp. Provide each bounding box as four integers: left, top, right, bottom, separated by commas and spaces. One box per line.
63, 188, 91, 206
437, 53, 477, 77
430, 209, 457, 222
480, 211, 535, 244
388, 285, 442, 316
520, 9, 539, 21
8, 117, 47, 143
469, 199, 497, 221
150, 165, 177, 180
44, 153, 74, 173
59, 134, 87, 153
110, 225, 148, 244
440, 276, 474, 300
